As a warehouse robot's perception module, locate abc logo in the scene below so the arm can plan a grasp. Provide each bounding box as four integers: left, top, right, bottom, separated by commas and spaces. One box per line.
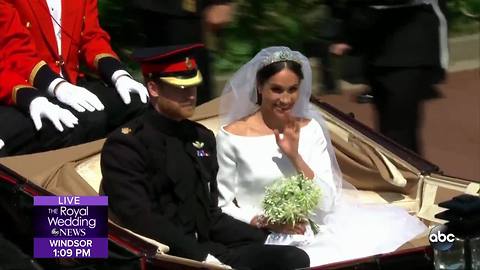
51, 228, 60, 236
429, 224, 455, 251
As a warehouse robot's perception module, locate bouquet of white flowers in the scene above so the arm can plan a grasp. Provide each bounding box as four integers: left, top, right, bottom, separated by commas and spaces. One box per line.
262, 174, 322, 234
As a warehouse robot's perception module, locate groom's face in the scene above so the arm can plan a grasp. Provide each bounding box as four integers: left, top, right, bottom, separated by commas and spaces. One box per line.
259, 68, 300, 120
147, 81, 197, 120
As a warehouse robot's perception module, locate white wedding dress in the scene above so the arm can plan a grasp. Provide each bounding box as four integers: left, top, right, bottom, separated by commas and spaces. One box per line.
216, 118, 427, 267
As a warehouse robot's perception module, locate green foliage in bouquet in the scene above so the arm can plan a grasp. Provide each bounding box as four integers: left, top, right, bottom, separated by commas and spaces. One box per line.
262, 174, 322, 234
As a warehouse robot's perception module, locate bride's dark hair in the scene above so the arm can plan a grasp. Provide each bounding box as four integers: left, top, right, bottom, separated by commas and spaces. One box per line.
255, 60, 304, 105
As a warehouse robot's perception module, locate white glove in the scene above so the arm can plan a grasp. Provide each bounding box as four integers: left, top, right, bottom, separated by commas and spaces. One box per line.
114, 75, 148, 104
0, 139, 4, 150
29, 97, 79, 132
204, 254, 222, 264
54, 81, 105, 112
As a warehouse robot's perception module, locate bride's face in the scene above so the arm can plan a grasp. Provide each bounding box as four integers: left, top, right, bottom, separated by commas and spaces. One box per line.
258, 68, 300, 120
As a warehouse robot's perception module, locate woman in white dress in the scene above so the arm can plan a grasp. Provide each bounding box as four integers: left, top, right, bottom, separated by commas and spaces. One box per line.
215, 47, 427, 267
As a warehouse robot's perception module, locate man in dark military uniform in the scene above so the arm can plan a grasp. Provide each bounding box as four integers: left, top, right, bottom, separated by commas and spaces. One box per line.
329, 0, 448, 153
100, 44, 310, 270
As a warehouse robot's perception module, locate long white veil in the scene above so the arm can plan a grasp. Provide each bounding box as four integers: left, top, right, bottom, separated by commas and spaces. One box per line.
219, 46, 354, 209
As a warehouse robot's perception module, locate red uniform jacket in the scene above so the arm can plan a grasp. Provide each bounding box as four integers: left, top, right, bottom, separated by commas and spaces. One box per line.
0, 0, 44, 108
8, 0, 121, 86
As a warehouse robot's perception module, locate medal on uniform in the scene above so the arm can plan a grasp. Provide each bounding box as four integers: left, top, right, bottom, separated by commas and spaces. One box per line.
193, 141, 209, 157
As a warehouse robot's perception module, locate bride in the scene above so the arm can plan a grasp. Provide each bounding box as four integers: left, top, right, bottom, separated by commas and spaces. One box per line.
215, 47, 427, 266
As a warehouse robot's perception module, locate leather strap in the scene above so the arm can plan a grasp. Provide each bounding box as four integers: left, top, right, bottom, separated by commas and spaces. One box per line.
349, 135, 407, 187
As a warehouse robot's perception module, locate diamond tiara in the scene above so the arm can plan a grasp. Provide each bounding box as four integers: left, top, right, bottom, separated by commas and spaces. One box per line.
260, 49, 302, 68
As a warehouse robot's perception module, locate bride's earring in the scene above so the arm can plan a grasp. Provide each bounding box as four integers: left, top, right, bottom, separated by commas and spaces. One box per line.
256, 88, 262, 105
250, 87, 262, 105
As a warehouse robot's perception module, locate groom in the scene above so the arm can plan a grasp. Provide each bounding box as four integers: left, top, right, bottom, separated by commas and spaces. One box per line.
100, 44, 309, 270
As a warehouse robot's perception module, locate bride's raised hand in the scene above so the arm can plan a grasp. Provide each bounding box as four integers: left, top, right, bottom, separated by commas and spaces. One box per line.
274, 114, 300, 160
274, 115, 315, 179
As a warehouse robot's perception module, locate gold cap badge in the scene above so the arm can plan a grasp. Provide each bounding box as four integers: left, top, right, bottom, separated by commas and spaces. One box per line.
185, 57, 193, 70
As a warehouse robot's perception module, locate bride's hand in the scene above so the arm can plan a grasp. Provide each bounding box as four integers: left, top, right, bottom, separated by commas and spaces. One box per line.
274, 114, 300, 160
273, 115, 315, 179
251, 215, 306, 235
267, 221, 307, 235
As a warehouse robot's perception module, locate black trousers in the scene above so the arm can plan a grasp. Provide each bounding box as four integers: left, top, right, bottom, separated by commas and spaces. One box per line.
0, 105, 93, 156
369, 67, 439, 154
304, 40, 338, 92
0, 234, 43, 270
77, 78, 147, 132
218, 243, 310, 270
0, 79, 146, 157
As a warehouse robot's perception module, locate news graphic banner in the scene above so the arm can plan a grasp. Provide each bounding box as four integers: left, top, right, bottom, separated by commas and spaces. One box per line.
33, 196, 108, 258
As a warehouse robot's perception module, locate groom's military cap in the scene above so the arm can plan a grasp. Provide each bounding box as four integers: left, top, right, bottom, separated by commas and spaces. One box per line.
132, 44, 203, 88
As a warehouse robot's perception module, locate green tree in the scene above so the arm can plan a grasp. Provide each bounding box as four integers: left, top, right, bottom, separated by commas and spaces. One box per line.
448, 0, 479, 35
98, 0, 145, 76
213, 0, 326, 73
96, 0, 478, 75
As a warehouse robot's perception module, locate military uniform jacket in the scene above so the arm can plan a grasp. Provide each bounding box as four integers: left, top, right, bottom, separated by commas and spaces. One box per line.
8, 0, 121, 85
0, 1, 43, 106
101, 108, 267, 261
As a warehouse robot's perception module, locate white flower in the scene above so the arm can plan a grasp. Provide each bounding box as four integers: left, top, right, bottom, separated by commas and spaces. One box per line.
262, 174, 322, 234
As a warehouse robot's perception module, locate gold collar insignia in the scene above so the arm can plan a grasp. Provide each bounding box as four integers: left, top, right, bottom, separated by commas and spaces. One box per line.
121, 127, 132, 135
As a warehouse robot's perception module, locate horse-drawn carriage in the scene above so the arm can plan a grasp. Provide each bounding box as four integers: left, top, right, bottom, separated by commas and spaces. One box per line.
1, 97, 478, 269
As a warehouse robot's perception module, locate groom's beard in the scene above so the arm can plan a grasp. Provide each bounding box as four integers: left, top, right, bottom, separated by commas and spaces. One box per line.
154, 99, 196, 121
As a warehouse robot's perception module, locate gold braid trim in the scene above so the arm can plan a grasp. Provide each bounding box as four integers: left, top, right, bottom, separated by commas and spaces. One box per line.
29, 60, 47, 85
94, 53, 118, 69
12, 84, 33, 104
159, 70, 203, 88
